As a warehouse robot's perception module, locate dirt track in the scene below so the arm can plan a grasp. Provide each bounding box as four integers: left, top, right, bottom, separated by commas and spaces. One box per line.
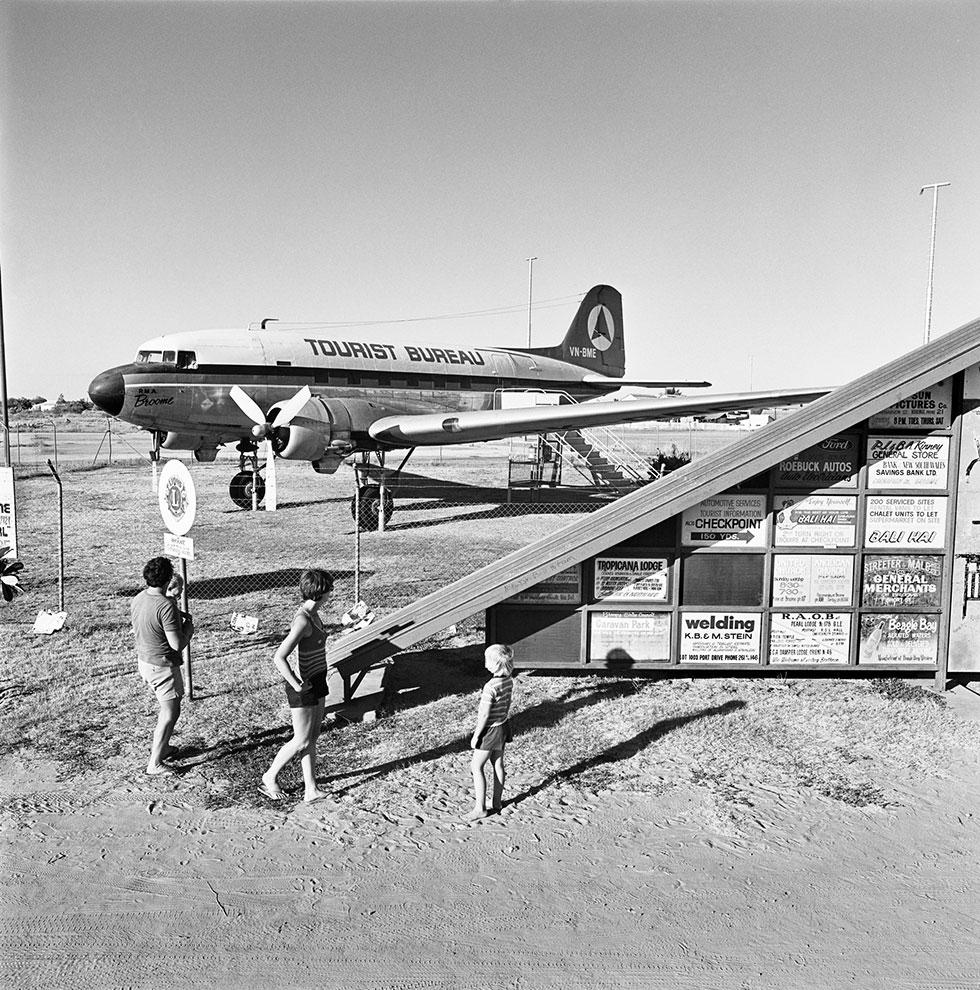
2, 700, 977, 990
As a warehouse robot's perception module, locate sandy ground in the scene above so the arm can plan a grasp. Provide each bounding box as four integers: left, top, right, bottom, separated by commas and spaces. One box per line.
0, 687, 977, 990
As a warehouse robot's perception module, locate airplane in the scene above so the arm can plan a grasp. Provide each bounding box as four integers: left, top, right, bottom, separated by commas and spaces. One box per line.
87, 284, 828, 526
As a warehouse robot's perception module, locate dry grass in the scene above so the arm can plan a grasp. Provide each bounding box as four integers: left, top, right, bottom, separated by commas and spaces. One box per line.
2, 628, 976, 824
2, 461, 978, 823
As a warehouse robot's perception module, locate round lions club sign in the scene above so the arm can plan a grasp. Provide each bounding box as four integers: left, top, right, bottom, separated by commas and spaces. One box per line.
158, 459, 197, 536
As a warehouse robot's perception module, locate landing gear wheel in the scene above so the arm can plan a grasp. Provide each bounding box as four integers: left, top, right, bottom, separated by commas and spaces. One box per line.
351, 485, 394, 530
229, 470, 266, 510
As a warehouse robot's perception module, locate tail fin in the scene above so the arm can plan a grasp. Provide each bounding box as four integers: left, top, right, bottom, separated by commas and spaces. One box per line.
525, 284, 625, 377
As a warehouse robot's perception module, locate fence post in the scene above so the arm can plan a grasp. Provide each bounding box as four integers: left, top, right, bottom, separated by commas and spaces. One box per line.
354, 484, 361, 603
46, 459, 64, 612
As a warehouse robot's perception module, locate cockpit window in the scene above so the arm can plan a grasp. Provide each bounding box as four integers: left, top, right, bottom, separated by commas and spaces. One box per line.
135, 349, 196, 366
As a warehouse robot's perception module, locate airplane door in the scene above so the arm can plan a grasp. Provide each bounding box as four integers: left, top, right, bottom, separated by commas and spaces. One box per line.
486, 352, 516, 409
488, 351, 515, 379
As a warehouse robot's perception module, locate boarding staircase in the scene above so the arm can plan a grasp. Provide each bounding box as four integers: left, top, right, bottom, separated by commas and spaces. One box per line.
499, 388, 660, 492
554, 427, 660, 488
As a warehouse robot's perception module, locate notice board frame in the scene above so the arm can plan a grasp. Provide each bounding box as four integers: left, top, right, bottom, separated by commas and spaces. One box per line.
488, 373, 965, 685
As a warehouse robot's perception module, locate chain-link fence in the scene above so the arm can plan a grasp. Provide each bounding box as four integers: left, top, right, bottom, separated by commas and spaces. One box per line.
0, 425, 750, 694
2, 418, 150, 473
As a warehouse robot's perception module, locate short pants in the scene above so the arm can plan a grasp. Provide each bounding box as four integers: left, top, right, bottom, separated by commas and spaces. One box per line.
473, 719, 513, 751
284, 671, 330, 708
138, 661, 185, 703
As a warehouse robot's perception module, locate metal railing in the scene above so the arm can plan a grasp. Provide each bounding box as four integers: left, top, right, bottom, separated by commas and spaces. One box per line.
494, 387, 659, 488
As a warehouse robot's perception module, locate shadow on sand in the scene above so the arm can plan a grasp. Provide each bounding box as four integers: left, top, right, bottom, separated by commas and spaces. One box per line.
505, 698, 745, 807
327, 678, 638, 794
116, 568, 365, 601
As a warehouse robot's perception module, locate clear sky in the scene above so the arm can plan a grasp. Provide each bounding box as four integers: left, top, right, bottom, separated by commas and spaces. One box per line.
2, 0, 978, 401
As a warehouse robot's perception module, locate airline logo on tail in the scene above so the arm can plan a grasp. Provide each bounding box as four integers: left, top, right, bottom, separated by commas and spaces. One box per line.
588, 305, 615, 352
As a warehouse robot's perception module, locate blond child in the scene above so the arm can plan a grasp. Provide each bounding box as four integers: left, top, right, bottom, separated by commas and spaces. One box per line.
465, 644, 515, 821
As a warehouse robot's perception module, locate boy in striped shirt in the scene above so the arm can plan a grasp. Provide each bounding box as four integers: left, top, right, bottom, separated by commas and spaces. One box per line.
465, 644, 515, 821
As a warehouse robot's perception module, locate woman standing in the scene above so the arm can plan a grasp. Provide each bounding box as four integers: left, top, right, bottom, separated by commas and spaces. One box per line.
259, 568, 334, 803
131, 556, 194, 775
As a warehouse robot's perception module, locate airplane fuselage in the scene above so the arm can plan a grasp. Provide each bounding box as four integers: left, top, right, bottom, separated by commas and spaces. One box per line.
90, 326, 619, 454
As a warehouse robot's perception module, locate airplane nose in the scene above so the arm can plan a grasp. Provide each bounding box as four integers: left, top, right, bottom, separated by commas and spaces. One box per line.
88, 369, 125, 416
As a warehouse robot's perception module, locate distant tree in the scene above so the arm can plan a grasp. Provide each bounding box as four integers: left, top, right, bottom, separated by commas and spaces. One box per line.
649, 444, 692, 478
64, 399, 93, 414
31, 396, 47, 407
6, 397, 33, 413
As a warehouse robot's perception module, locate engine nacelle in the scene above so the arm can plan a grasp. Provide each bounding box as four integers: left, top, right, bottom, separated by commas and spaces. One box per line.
272, 397, 381, 460
275, 422, 333, 461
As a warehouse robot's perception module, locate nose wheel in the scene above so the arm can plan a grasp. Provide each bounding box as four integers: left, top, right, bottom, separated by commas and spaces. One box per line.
230, 470, 265, 509
351, 485, 394, 530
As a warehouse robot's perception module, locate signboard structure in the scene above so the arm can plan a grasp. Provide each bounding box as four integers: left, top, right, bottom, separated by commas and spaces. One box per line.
489, 375, 972, 680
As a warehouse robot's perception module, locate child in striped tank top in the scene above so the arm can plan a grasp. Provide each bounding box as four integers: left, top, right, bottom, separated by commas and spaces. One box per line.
465, 644, 515, 821
259, 569, 334, 804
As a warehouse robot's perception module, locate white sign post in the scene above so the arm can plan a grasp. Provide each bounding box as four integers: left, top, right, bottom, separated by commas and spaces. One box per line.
263, 440, 278, 512
0, 466, 17, 556
158, 460, 197, 697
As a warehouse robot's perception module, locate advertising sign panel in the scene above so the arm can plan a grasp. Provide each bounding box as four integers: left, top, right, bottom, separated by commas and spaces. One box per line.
507, 565, 581, 605
865, 496, 947, 549
0, 467, 16, 556
594, 556, 669, 602
774, 495, 857, 548
859, 613, 939, 665
869, 379, 952, 430
771, 555, 853, 606
862, 555, 943, 608
769, 612, 851, 665
866, 436, 949, 490
681, 495, 767, 548
679, 612, 761, 664
773, 435, 857, 489
588, 612, 671, 663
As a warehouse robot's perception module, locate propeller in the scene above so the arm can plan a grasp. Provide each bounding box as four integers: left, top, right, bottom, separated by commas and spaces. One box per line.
229, 385, 312, 440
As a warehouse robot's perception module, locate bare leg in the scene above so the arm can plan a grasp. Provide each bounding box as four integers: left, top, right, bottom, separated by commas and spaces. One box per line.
490, 747, 506, 811
303, 700, 330, 802
148, 698, 180, 772
262, 706, 315, 796
465, 750, 491, 820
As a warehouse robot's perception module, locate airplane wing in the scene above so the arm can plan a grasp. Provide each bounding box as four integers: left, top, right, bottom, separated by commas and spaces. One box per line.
581, 375, 711, 389
368, 388, 832, 446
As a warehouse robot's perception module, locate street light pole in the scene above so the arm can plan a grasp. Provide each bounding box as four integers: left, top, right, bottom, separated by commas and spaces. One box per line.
0, 264, 10, 467
920, 181, 950, 345
526, 256, 537, 347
